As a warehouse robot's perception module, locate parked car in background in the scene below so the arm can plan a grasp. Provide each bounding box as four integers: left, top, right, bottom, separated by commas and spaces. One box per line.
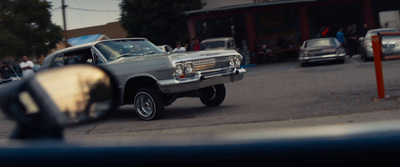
298, 38, 346, 66
360, 28, 399, 61
157, 44, 173, 53
200, 37, 237, 51
40, 38, 246, 121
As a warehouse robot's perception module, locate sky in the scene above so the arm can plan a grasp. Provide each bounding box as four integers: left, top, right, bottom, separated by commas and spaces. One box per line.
47, 0, 121, 30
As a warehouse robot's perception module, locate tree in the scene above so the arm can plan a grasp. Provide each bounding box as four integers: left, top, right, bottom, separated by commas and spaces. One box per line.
0, 0, 63, 60
119, 0, 203, 46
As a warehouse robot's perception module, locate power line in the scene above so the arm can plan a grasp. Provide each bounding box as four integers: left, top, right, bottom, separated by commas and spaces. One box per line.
51, 6, 62, 12
68, 7, 119, 12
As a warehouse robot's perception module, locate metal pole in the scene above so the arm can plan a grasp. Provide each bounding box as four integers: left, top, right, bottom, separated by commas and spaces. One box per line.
62, 0, 67, 31
9, 65, 20, 80
371, 35, 385, 99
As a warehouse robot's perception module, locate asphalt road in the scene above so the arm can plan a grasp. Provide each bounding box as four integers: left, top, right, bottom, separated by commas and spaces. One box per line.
1, 54, 400, 142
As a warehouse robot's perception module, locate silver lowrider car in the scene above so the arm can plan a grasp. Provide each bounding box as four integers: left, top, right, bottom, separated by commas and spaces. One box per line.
40, 38, 246, 120
299, 38, 346, 66
360, 28, 399, 61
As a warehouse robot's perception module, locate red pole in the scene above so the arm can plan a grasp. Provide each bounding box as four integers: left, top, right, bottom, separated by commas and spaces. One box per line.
371, 35, 385, 99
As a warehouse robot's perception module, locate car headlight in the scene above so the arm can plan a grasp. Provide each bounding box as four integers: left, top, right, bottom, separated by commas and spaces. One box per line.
234, 57, 241, 67
229, 57, 235, 66
233, 55, 242, 67
174, 63, 184, 78
366, 43, 372, 49
184, 62, 194, 75
396, 42, 400, 47
336, 49, 345, 54
302, 51, 308, 57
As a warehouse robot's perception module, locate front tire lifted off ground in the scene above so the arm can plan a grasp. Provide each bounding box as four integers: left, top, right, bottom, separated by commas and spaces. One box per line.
134, 87, 165, 121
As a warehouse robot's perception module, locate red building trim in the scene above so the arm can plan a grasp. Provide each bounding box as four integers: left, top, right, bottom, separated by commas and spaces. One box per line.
187, 19, 196, 45
363, 0, 375, 29
245, 12, 256, 54
299, 6, 310, 42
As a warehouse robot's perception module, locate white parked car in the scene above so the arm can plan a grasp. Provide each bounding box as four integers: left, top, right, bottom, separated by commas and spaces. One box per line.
200, 37, 237, 51
360, 28, 399, 61
157, 45, 173, 53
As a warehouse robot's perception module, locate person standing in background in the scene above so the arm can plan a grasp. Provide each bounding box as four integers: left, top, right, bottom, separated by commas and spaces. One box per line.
173, 41, 186, 53
20, 56, 34, 78
190, 36, 201, 51
336, 27, 346, 47
346, 26, 358, 58
359, 23, 369, 38
0, 61, 13, 84
358, 23, 369, 54
257, 43, 272, 64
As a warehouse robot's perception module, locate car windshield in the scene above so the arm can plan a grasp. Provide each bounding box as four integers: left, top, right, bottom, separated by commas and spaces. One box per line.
304, 38, 339, 48
94, 39, 163, 61
201, 41, 226, 50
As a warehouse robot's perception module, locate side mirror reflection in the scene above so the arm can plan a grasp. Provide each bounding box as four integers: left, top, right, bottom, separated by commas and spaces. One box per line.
34, 65, 118, 125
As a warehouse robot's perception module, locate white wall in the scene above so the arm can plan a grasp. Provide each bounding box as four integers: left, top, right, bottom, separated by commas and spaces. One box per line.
379, 10, 400, 29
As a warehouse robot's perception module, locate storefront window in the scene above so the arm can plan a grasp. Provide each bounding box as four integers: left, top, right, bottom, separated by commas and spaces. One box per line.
255, 10, 301, 51
194, 15, 246, 50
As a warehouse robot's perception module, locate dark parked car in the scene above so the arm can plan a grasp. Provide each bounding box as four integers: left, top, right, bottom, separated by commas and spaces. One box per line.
298, 38, 346, 66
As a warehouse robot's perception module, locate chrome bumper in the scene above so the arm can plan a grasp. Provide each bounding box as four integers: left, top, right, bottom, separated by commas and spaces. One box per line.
299, 54, 346, 62
158, 68, 246, 93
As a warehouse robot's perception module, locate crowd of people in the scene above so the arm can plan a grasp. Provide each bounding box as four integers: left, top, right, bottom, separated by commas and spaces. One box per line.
336, 23, 370, 59
0, 56, 36, 84
171, 36, 201, 53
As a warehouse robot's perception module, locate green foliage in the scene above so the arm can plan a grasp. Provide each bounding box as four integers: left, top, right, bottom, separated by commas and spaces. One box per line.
0, 0, 63, 60
119, 0, 203, 46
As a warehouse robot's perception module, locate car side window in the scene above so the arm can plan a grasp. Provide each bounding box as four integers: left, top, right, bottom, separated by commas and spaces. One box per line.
93, 54, 104, 65
50, 54, 65, 68
64, 49, 93, 65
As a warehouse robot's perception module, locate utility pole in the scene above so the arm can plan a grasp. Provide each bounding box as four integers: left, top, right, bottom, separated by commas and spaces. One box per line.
61, 0, 67, 31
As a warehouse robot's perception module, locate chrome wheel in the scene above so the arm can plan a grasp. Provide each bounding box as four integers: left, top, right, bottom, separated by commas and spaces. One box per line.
134, 87, 165, 121
135, 93, 155, 118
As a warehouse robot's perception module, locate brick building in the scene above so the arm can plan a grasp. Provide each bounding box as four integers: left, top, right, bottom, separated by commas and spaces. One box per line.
185, 0, 400, 63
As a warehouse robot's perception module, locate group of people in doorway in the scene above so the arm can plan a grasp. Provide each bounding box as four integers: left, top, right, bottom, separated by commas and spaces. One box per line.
336, 23, 370, 58
0, 56, 35, 84
172, 36, 201, 53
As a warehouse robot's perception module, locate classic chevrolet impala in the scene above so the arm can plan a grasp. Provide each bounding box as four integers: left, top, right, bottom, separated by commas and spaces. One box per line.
40, 38, 246, 120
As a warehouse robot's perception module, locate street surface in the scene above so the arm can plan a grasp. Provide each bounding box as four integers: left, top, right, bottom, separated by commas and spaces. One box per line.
1, 54, 400, 143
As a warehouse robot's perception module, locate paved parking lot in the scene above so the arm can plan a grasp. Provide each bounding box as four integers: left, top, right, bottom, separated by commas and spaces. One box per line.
2, 54, 400, 142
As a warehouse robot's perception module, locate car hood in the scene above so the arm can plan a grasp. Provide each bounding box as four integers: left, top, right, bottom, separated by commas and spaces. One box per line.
302, 46, 338, 52
106, 50, 240, 65
106, 53, 169, 64
168, 50, 240, 62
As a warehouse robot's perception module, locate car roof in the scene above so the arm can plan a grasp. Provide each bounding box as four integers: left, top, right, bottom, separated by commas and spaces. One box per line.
305, 37, 336, 42
367, 28, 398, 33
48, 38, 148, 56
201, 37, 234, 43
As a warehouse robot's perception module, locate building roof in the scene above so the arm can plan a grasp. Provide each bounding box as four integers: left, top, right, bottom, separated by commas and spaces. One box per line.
67, 34, 109, 46
185, 0, 317, 15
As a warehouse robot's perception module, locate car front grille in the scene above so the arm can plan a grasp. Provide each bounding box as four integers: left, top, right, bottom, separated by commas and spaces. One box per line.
309, 51, 336, 57
192, 57, 231, 73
